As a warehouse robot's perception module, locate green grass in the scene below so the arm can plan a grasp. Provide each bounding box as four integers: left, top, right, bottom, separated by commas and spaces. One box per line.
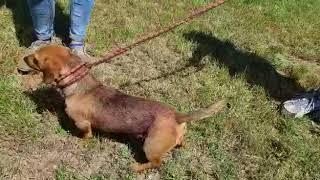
0, 76, 43, 139
1, 0, 320, 179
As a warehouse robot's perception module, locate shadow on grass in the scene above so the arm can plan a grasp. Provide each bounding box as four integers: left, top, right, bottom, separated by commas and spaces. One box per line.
24, 88, 81, 136
0, 0, 69, 47
183, 31, 305, 102
120, 31, 305, 102
184, 31, 320, 123
24, 87, 148, 163
118, 31, 311, 126
119, 31, 318, 123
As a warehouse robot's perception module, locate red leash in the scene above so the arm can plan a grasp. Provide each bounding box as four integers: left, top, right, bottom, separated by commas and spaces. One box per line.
86, 0, 225, 69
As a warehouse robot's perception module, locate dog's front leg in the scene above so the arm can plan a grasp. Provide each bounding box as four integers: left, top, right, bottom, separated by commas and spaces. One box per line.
75, 120, 93, 139
65, 108, 93, 139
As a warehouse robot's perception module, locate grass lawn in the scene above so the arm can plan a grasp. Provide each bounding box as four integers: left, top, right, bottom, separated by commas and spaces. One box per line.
0, 0, 320, 179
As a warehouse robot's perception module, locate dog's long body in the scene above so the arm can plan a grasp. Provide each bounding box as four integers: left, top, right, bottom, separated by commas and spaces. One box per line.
65, 75, 176, 136
24, 45, 225, 172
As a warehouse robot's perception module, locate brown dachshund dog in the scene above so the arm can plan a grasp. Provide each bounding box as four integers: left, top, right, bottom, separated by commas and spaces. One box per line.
23, 45, 225, 172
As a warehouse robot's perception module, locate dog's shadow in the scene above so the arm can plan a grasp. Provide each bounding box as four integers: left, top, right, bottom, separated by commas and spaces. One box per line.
24, 87, 78, 134
24, 87, 148, 163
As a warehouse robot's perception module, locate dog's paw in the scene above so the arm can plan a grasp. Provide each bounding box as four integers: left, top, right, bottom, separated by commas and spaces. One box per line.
83, 131, 93, 139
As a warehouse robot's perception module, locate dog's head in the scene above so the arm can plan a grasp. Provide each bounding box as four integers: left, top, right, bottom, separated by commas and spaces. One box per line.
24, 45, 81, 85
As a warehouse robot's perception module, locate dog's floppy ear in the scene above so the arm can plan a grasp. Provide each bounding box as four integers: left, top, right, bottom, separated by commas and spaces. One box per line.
41, 59, 62, 85
24, 53, 56, 84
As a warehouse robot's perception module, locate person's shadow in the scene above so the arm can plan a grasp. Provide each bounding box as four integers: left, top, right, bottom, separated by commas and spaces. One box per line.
0, 0, 69, 47
184, 31, 305, 102
184, 31, 320, 124
120, 31, 305, 102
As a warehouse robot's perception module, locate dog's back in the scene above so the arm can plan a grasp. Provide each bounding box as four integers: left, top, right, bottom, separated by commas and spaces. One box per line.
89, 85, 175, 135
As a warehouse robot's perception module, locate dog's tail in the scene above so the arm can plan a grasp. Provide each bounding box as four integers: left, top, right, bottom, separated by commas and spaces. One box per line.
176, 99, 226, 124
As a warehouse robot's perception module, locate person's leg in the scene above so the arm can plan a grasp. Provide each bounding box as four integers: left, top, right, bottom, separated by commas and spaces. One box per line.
19, 0, 56, 73
69, 0, 94, 56
26, 0, 55, 41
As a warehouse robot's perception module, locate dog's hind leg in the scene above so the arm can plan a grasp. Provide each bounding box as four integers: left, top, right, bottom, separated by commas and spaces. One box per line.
175, 123, 187, 147
132, 118, 178, 172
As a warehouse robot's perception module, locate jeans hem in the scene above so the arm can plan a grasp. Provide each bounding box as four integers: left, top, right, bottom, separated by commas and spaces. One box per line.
36, 33, 54, 41
69, 34, 85, 42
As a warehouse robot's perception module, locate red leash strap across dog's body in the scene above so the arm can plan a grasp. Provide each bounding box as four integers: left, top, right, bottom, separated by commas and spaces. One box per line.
86, 0, 225, 69
56, 62, 87, 82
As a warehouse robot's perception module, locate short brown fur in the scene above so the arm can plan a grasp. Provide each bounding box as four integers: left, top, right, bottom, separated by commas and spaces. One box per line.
24, 45, 225, 172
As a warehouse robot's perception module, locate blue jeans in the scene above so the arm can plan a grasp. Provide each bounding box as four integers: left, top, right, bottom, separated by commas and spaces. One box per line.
26, 0, 94, 42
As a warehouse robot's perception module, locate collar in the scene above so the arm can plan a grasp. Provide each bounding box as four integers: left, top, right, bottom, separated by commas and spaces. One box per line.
55, 62, 89, 89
